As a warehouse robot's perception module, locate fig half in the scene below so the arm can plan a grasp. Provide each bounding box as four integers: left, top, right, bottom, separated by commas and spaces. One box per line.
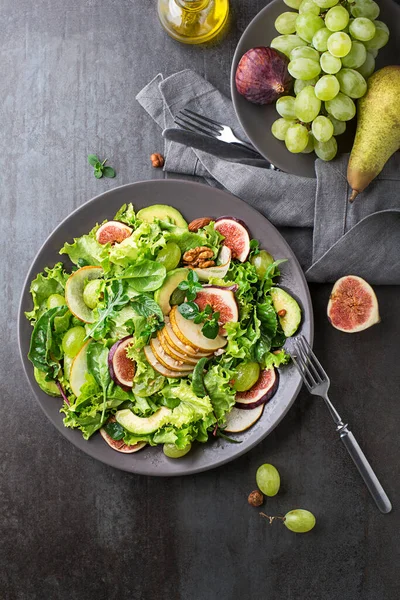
108, 336, 136, 389
100, 418, 146, 454
96, 221, 133, 245
214, 217, 251, 262
194, 286, 239, 334
327, 275, 380, 333
235, 368, 279, 410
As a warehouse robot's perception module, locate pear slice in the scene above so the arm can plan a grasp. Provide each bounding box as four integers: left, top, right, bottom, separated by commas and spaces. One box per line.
150, 338, 194, 373
65, 266, 104, 323
169, 306, 227, 352
163, 320, 212, 358
70, 340, 92, 397
143, 345, 193, 378
157, 330, 199, 366
224, 405, 264, 433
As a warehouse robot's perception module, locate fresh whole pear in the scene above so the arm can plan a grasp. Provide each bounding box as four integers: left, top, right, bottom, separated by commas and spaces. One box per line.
347, 65, 400, 202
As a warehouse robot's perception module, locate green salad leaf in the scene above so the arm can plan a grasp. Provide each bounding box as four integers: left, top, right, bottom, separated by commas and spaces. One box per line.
60, 228, 110, 272
113, 203, 137, 227
125, 346, 165, 397
159, 220, 223, 256
25, 263, 68, 323
204, 363, 236, 423
117, 259, 166, 292
87, 341, 111, 422
109, 222, 165, 267
28, 306, 69, 379
86, 280, 130, 340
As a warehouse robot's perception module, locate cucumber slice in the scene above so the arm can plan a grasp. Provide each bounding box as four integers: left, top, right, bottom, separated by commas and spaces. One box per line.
137, 205, 187, 228
270, 287, 302, 337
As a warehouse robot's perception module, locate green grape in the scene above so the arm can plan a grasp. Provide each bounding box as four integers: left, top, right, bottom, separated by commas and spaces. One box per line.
325, 91, 356, 120
341, 40, 367, 68
314, 136, 338, 160
313, 0, 338, 7
328, 115, 346, 135
294, 86, 321, 122
320, 51, 342, 74
336, 68, 367, 98
327, 32, 352, 57
271, 35, 308, 58
312, 27, 332, 51
283, 0, 303, 8
271, 118, 295, 141
276, 96, 296, 119
312, 115, 334, 142
256, 464, 281, 496
356, 51, 375, 78
62, 326, 86, 358
296, 14, 325, 43
290, 46, 320, 61
251, 250, 275, 278
368, 48, 378, 58
275, 12, 298, 35
349, 17, 376, 41
46, 293, 66, 309
233, 362, 260, 391
351, 0, 380, 20
314, 74, 340, 100
325, 6, 349, 32
83, 279, 102, 309
294, 77, 318, 94
163, 443, 192, 458
285, 123, 309, 153
302, 132, 315, 153
284, 509, 316, 533
299, 0, 321, 15
156, 242, 181, 272
288, 57, 321, 80
363, 20, 389, 50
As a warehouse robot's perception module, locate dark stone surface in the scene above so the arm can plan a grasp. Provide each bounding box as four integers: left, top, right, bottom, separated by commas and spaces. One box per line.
1, 1, 399, 598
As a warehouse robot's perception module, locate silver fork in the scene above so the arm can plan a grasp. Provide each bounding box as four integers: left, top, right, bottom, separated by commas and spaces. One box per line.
174, 108, 271, 162
290, 335, 392, 514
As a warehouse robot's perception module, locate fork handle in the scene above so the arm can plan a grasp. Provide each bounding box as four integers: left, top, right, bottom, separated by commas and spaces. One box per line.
338, 426, 392, 514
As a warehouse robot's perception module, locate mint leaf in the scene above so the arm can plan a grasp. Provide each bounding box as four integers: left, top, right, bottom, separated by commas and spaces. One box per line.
88, 154, 99, 166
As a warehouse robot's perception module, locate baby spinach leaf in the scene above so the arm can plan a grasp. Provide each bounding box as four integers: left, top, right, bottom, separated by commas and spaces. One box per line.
104, 420, 125, 441
118, 260, 166, 292
28, 306, 69, 379
192, 357, 209, 398
132, 294, 164, 321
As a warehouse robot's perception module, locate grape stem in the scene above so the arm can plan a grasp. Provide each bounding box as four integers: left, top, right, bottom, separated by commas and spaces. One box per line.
259, 513, 286, 525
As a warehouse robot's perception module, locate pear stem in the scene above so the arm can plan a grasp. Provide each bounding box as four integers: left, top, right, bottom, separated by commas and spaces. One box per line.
349, 189, 359, 203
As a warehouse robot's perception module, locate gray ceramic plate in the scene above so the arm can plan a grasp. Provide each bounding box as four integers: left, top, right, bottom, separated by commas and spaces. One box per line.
18, 180, 313, 476
231, 0, 400, 178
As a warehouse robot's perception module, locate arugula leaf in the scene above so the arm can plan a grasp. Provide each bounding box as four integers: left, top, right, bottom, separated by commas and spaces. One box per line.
28, 306, 69, 379
87, 341, 111, 422
86, 280, 129, 340
117, 259, 166, 292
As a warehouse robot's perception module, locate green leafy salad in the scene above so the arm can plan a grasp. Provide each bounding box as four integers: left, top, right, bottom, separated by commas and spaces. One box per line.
26, 203, 302, 458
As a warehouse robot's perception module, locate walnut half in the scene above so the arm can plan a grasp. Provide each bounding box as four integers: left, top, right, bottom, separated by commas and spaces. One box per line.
183, 246, 215, 268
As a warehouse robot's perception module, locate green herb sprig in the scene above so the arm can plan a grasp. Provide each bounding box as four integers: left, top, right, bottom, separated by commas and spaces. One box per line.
177, 270, 203, 301
88, 154, 116, 179
178, 301, 220, 339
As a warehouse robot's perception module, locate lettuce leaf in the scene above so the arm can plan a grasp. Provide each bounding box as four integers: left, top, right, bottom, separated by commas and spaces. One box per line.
113, 203, 138, 227
263, 349, 290, 370
224, 316, 260, 361
60, 227, 111, 271
25, 263, 69, 323
161, 380, 214, 428
225, 261, 258, 321
109, 222, 165, 267
204, 363, 236, 423
125, 346, 166, 397
159, 220, 223, 256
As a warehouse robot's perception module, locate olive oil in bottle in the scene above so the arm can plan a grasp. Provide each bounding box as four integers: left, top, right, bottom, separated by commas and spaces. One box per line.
157, 0, 229, 45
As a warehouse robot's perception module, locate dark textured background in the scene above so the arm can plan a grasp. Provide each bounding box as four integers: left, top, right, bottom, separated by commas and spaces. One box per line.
1, 1, 399, 599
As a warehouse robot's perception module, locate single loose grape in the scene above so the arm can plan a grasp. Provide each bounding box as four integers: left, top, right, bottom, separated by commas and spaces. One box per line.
156, 242, 181, 272
288, 57, 321, 80
328, 115, 346, 135
285, 124, 309, 153
363, 20, 389, 50
256, 464, 281, 496
163, 443, 192, 458
349, 17, 376, 41
312, 27, 332, 52
356, 51, 375, 78
313, 0, 339, 7
341, 40, 367, 68
283, 0, 302, 8
233, 362, 260, 392
296, 13, 325, 43
299, 0, 321, 15
83, 279, 103, 309
271, 118, 295, 141
290, 46, 320, 62
284, 509, 316, 533
294, 86, 321, 122
275, 12, 298, 35
336, 68, 367, 98
251, 250, 275, 278
351, 0, 380, 20
325, 92, 356, 120
276, 96, 296, 119
302, 133, 315, 154
314, 74, 340, 100
294, 77, 318, 95
62, 326, 86, 358
325, 5, 349, 32
314, 136, 338, 160
312, 115, 334, 142
320, 51, 342, 74
327, 32, 352, 57
271, 35, 308, 58
46, 294, 66, 309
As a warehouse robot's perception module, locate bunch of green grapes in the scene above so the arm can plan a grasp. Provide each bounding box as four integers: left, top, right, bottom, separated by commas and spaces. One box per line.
270, 0, 389, 160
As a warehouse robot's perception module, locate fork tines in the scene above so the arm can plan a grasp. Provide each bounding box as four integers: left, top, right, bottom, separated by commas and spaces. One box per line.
174, 109, 223, 138
290, 335, 327, 391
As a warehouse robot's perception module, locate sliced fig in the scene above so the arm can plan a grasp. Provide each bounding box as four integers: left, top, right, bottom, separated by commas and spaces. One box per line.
194, 286, 239, 334
235, 368, 279, 410
96, 221, 133, 245
194, 246, 232, 281
214, 217, 251, 262
100, 418, 146, 453
108, 336, 136, 389
224, 405, 264, 433
327, 275, 380, 333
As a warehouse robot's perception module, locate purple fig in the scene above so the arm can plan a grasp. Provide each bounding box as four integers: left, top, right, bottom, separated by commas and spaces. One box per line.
327, 275, 380, 333
235, 369, 279, 410
108, 336, 136, 389
214, 217, 251, 262
96, 221, 133, 245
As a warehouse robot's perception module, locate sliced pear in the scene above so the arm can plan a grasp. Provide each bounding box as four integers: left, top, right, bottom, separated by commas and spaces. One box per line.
170, 306, 227, 352
65, 266, 104, 323
143, 345, 193, 378
70, 340, 91, 397
150, 337, 194, 373
224, 405, 264, 433
163, 319, 212, 358
157, 330, 198, 366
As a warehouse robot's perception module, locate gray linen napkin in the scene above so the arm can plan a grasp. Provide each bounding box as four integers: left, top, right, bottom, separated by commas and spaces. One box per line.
137, 69, 400, 284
